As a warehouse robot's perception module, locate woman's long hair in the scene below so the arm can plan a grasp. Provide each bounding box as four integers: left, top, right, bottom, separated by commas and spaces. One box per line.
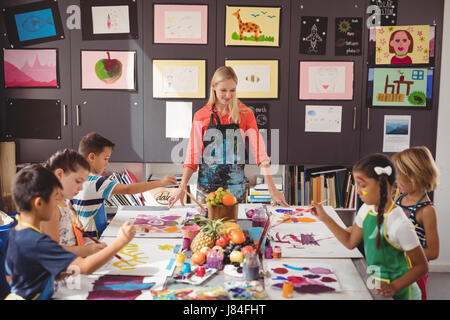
207, 66, 242, 123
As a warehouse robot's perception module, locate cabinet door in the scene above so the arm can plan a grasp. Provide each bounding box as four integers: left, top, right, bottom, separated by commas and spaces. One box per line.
69, 0, 144, 162
0, 0, 73, 162
287, 0, 365, 166
142, 0, 216, 163
359, 0, 444, 158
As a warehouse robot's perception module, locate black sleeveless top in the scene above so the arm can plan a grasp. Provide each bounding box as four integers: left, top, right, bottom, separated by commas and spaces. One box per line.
395, 193, 433, 248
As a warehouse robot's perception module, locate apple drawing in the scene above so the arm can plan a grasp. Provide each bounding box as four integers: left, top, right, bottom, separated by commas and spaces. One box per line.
95, 51, 122, 84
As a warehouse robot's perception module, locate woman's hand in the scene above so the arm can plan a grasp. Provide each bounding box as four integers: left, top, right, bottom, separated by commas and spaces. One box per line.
168, 186, 186, 208
270, 189, 289, 207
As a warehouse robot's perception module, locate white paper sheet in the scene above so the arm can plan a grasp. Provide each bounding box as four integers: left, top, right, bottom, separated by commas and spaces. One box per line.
382, 115, 411, 152
165, 101, 192, 139
305, 105, 342, 132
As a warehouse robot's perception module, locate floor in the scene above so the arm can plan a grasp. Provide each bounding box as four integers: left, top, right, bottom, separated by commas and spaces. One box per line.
428, 272, 450, 300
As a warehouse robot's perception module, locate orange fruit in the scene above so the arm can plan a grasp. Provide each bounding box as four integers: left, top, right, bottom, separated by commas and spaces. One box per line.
191, 251, 206, 265
222, 193, 236, 206
229, 229, 245, 244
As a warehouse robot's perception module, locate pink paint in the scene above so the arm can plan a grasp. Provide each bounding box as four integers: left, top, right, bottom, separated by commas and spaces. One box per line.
309, 267, 333, 275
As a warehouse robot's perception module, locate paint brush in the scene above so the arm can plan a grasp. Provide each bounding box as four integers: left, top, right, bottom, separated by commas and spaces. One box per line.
75, 226, 132, 266
177, 183, 207, 212
272, 200, 328, 227
255, 206, 272, 254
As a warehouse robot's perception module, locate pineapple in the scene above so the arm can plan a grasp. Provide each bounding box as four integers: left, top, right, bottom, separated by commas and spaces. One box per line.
190, 216, 225, 252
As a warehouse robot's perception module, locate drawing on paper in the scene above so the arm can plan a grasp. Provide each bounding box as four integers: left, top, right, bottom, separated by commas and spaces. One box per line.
305, 105, 342, 133
86, 275, 155, 300
134, 213, 183, 234
162, 65, 199, 93
272, 232, 320, 247
14, 8, 57, 42
272, 208, 317, 224
268, 262, 341, 294
300, 17, 327, 55
3, 49, 58, 88
113, 243, 150, 271
151, 287, 229, 300
91, 5, 130, 34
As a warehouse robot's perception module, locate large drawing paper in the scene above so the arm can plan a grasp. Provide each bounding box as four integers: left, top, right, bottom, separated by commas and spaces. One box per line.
91, 5, 130, 34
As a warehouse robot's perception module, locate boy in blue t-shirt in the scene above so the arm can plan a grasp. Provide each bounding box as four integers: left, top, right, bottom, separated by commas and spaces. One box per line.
6, 164, 136, 300
72, 132, 178, 239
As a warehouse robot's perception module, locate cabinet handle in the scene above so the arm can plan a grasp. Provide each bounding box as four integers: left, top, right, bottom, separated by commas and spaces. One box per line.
76, 105, 80, 126
353, 106, 357, 130
367, 107, 370, 130
63, 104, 67, 126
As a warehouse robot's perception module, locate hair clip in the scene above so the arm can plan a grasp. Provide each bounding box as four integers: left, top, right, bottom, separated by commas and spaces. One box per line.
374, 166, 392, 176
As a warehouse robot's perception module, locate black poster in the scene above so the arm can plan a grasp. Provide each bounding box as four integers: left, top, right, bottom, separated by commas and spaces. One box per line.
300, 16, 328, 55
370, 0, 398, 26
335, 17, 363, 56
248, 103, 269, 129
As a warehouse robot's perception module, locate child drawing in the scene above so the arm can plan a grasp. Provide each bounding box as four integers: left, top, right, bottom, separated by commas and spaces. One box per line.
389, 30, 414, 64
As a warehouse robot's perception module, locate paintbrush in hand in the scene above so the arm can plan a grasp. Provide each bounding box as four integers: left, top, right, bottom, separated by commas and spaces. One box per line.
177, 183, 207, 212
272, 200, 328, 227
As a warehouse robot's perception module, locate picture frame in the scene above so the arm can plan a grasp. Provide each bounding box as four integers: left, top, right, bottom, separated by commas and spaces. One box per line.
225, 5, 281, 47
2, 0, 65, 47
225, 60, 279, 99
3, 48, 60, 88
81, 50, 137, 91
80, 0, 138, 41
153, 4, 208, 44
152, 60, 206, 98
300, 16, 328, 55
367, 67, 433, 109
299, 61, 354, 100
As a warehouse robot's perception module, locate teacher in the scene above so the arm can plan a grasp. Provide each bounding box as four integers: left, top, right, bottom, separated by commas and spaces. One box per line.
168, 66, 288, 208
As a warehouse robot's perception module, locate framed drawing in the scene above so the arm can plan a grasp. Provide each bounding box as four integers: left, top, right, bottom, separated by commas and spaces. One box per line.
152, 60, 206, 98
300, 16, 328, 55
225, 6, 281, 47
80, 0, 138, 40
2, 0, 65, 47
299, 61, 354, 100
334, 17, 362, 56
368, 67, 433, 108
225, 60, 278, 99
153, 4, 208, 44
81, 50, 137, 90
3, 48, 59, 88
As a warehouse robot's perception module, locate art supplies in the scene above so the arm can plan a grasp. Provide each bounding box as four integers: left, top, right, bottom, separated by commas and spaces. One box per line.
223, 280, 268, 300
151, 286, 228, 300
283, 281, 293, 298
172, 266, 217, 286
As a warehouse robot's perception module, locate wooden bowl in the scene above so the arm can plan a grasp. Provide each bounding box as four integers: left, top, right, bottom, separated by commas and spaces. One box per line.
207, 204, 238, 221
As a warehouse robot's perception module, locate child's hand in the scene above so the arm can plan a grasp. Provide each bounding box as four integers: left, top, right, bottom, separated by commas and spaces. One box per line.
309, 201, 329, 222
117, 220, 136, 244
160, 174, 177, 186
85, 242, 107, 255
375, 282, 397, 297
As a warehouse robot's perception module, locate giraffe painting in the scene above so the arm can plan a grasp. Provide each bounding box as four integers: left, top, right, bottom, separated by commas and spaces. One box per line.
232, 9, 262, 41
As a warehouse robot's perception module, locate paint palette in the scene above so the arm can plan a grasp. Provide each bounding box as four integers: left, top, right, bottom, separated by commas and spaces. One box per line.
223, 280, 268, 300
172, 267, 218, 286
267, 262, 341, 294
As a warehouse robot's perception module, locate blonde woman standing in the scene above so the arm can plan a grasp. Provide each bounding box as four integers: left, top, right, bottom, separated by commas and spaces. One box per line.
169, 66, 288, 207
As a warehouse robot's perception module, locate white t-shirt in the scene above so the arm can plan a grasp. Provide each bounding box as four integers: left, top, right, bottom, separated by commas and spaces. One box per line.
354, 203, 420, 252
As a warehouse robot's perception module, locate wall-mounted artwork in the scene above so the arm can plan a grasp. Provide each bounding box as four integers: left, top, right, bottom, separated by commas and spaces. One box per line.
369, 0, 398, 26
305, 105, 342, 133
375, 25, 430, 65
3, 48, 59, 88
299, 61, 354, 100
368, 68, 433, 108
335, 17, 362, 56
225, 6, 280, 47
2, 0, 65, 47
300, 16, 328, 55
80, 0, 138, 40
225, 60, 278, 98
153, 60, 205, 98
154, 4, 208, 44
81, 50, 136, 90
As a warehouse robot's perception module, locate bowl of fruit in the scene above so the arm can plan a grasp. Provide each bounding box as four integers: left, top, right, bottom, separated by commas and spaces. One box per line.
205, 187, 238, 220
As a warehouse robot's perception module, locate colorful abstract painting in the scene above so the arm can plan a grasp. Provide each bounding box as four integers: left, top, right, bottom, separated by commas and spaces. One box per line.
225, 6, 280, 47
268, 262, 341, 294
151, 286, 228, 300
369, 67, 433, 107
3, 48, 58, 88
270, 208, 317, 225
300, 16, 328, 55
223, 281, 268, 300
299, 61, 354, 100
87, 275, 155, 300
375, 25, 430, 65
81, 50, 136, 90
93, 238, 181, 277
154, 4, 208, 44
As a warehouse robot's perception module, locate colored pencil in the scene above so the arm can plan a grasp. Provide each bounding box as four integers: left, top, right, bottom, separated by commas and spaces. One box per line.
76, 226, 132, 266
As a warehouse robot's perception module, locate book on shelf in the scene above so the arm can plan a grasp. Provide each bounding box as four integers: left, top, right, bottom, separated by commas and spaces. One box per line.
247, 175, 283, 203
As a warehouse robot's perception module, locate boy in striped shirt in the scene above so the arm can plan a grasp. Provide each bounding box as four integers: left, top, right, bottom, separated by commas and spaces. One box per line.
71, 132, 177, 239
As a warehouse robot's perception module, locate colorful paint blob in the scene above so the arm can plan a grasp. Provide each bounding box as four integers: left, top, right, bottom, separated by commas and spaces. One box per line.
320, 276, 337, 283
272, 267, 289, 274
309, 267, 333, 275
294, 284, 335, 294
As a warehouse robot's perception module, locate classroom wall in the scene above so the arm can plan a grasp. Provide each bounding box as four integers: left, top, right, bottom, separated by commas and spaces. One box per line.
432, 0, 450, 272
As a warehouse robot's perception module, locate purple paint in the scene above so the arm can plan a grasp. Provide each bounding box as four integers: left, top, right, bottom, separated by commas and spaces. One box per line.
309, 267, 333, 274
320, 276, 337, 283
304, 274, 321, 279
294, 284, 335, 294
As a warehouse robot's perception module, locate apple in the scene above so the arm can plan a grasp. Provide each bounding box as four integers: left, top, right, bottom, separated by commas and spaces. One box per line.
95, 51, 123, 84
229, 250, 244, 263
241, 245, 255, 257
215, 235, 229, 248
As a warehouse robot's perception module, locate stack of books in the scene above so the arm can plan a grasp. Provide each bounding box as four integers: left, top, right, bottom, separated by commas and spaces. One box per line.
104, 169, 145, 207
247, 175, 283, 203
